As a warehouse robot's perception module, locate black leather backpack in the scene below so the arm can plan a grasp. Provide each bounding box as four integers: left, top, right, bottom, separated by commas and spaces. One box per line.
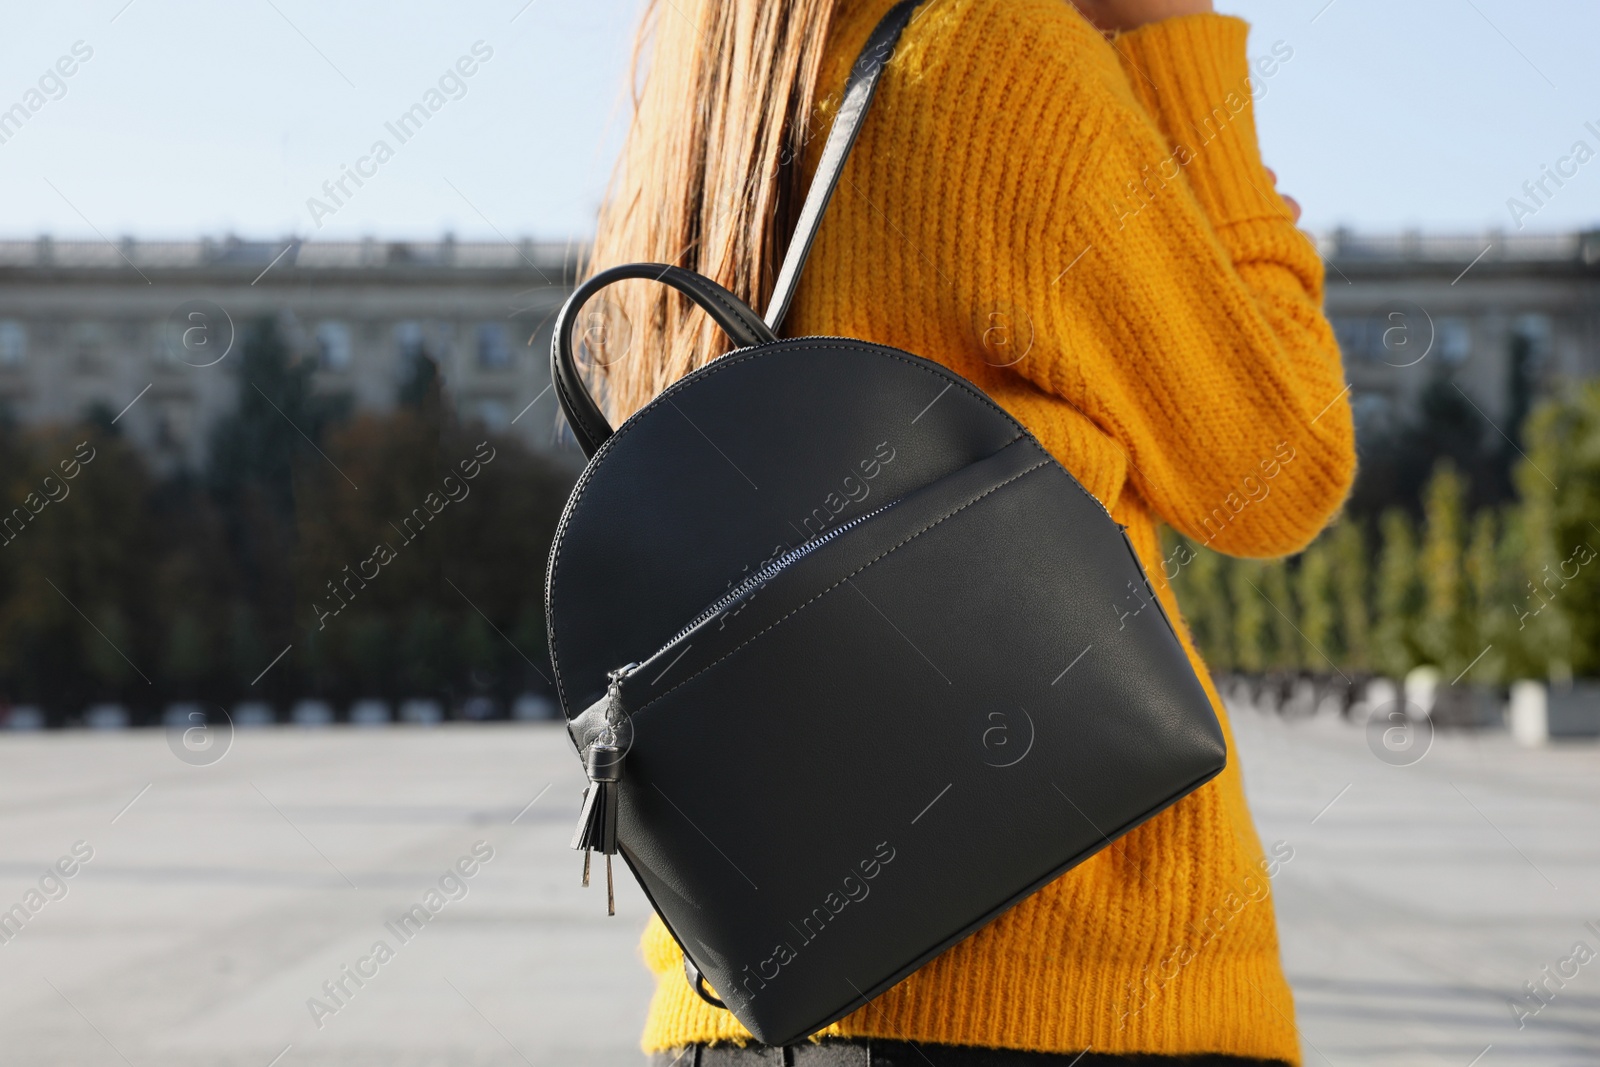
545, 0, 1225, 1046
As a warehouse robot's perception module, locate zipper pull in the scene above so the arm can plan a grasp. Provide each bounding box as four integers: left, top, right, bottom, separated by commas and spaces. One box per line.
570, 674, 628, 914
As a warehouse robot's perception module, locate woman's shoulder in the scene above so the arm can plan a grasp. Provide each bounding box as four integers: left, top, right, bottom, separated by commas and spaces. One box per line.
818, 0, 1142, 144
806, 0, 1151, 203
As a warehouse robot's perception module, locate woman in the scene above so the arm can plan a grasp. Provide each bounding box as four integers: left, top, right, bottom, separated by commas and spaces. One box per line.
582, 0, 1355, 1063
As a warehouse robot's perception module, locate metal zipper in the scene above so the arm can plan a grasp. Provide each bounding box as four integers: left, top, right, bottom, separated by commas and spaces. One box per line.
545, 333, 1106, 709
616, 498, 899, 683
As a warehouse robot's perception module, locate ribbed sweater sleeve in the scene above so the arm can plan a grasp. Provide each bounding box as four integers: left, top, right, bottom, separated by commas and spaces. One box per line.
993, 9, 1355, 556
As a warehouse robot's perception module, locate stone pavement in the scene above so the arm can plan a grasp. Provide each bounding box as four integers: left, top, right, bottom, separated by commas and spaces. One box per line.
0, 708, 1595, 1066
1234, 701, 1600, 1066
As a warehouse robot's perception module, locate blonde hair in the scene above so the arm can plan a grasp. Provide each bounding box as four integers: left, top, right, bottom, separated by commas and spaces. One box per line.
578, 0, 842, 423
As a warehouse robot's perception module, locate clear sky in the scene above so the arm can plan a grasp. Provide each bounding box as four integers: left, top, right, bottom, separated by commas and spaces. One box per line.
0, 0, 1595, 243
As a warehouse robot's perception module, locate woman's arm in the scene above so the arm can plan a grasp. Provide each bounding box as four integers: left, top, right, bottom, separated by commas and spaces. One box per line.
995, 10, 1354, 557
1083, 4, 1301, 223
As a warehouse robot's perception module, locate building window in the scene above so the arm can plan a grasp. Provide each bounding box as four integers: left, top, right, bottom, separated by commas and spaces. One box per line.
395, 320, 447, 395
1374, 310, 1426, 366
73, 324, 105, 374
476, 322, 512, 370
315, 321, 352, 372
0, 321, 25, 366
395, 320, 426, 363
1437, 318, 1471, 364
1329, 316, 1371, 362
1512, 313, 1552, 362
1351, 391, 1394, 434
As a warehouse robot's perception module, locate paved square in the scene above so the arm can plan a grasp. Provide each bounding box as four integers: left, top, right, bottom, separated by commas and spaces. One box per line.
0, 708, 1595, 1065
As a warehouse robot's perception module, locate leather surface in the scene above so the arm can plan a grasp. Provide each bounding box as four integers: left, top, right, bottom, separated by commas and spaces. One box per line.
545, 338, 1225, 1045
551, 263, 780, 457
549, 339, 1024, 719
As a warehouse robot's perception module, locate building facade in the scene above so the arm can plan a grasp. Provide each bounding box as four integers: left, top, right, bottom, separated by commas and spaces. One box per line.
1320, 229, 1600, 437
0, 235, 583, 475
0, 231, 1595, 476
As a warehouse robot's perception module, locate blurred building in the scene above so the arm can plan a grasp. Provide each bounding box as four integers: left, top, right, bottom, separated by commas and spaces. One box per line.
0, 235, 582, 475
1321, 229, 1600, 436
0, 230, 1596, 476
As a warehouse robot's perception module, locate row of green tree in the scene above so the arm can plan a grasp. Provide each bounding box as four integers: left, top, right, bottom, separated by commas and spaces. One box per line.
0, 319, 576, 721
3, 315, 1593, 717
1169, 381, 1600, 684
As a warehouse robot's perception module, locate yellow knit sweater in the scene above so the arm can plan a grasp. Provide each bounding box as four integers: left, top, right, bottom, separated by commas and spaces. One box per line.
639, 2, 1355, 1063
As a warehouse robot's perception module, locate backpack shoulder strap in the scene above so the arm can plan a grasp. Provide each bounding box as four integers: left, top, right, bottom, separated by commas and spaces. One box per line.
761, 0, 927, 333
551, 0, 926, 459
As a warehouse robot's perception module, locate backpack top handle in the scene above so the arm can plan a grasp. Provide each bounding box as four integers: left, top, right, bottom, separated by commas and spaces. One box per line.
551, 0, 927, 460
551, 263, 777, 458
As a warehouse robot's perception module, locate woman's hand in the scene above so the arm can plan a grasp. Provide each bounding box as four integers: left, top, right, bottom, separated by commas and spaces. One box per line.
1265, 168, 1303, 224
1069, 0, 1214, 34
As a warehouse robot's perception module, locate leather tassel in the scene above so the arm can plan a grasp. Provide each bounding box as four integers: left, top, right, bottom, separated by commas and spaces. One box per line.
570, 739, 623, 914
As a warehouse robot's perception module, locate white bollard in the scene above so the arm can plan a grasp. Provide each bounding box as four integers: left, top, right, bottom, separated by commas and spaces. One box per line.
291, 699, 334, 727
512, 692, 558, 721
1508, 680, 1548, 747
163, 702, 207, 729
349, 699, 392, 727
400, 698, 443, 725
1404, 666, 1441, 719
85, 703, 130, 730
5, 705, 45, 730
233, 701, 276, 728
1352, 677, 1399, 726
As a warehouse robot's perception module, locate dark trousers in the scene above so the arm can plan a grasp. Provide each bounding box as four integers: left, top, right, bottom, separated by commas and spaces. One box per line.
652, 1039, 1291, 1066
